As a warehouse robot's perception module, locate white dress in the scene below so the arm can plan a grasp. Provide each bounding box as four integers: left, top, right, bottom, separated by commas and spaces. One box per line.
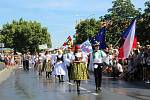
52, 61, 66, 76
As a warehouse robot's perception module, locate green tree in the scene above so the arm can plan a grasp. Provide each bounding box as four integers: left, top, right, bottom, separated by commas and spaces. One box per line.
75, 18, 101, 44
137, 1, 150, 45
75, 0, 140, 46
0, 31, 4, 43
1, 18, 52, 53
106, 0, 140, 46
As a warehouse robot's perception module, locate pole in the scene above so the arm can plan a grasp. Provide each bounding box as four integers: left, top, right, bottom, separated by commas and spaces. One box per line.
113, 37, 121, 48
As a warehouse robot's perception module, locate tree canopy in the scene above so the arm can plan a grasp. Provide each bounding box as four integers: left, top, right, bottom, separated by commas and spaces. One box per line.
0, 18, 52, 53
136, 1, 150, 45
75, 0, 145, 46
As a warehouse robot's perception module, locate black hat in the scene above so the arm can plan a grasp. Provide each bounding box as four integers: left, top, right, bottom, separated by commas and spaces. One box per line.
93, 41, 100, 46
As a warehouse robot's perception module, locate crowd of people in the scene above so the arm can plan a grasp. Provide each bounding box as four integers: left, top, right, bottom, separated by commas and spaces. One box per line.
0, 42, 150, 93
0, 52, 21, 68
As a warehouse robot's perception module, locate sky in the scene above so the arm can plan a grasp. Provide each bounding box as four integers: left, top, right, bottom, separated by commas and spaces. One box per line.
0, 0, 147, 48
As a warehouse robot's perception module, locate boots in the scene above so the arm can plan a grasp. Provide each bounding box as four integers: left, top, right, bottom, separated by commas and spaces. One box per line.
61, 75, 64, 82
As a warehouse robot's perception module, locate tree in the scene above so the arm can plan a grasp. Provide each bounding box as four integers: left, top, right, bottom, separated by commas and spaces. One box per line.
75, 0, 141, 46
1, 18, 52, 53
75, 18, 101, 44
106, 0, 141, 46
0, 30, 4, 43
137, 1, 150, 45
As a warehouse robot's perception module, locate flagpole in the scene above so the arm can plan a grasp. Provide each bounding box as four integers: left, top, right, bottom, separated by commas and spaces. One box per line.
113, 37, 121, 48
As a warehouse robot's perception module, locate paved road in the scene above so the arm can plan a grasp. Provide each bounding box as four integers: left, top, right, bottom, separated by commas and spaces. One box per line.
0, 67, 150, 100
0, 63, 5, 70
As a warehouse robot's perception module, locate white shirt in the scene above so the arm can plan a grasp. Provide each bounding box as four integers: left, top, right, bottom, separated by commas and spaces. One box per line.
116, 63, 123, 72
93, 50, 106, 64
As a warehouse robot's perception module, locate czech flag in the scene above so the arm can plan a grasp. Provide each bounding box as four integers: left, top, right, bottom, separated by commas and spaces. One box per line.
118, 19, 137, 59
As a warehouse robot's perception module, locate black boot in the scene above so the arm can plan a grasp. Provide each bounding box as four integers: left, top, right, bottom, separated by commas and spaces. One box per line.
58, 75, 61, 82
76, 80, 80, 94
46, 72, 49, 78
61, 75, 64, 82
98, 87, 101, 91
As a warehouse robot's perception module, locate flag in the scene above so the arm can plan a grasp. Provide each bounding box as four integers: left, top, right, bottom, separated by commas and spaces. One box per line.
62, 36, 73, 47
90, 26, 106, 49
67, 36, 72, 41
119, 19, 137, 59
80, 40, 93, 53
63, 42, 67, 46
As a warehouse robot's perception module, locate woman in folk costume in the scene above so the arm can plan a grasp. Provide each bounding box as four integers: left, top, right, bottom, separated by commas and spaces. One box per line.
34, 52, 39, 70
42, 51, 49, 72
38, 53, 43, 76
71, 45, 88, 93
45, 52, 53, 78
52, 49, 66, 82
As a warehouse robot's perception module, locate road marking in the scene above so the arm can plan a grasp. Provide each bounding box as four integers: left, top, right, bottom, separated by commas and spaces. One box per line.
66, 82, 75, 85
92, 93, 99, 95
18, 66, 32, 69
79, 87, 87, 90
65, 81, 99, 95
18, 66, 23, 69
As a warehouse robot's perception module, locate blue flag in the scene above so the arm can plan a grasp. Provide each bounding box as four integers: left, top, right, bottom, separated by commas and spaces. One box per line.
90, 26, 106, 49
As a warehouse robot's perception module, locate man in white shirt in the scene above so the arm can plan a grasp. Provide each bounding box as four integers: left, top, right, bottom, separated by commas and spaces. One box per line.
93, 42, 106, 91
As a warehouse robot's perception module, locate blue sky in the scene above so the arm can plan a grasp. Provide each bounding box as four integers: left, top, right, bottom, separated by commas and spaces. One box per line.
0, 0, 147, 48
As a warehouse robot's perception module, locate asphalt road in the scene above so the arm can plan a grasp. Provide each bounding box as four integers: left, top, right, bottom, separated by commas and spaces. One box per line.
0, 67, 150, 100
0, 63, 5, 70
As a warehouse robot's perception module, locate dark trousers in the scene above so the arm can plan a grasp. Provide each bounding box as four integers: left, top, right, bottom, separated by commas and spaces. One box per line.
58, 75, 64, 82
23, 60, 29, 70
23, 60, 26, 70
67, 65, 71, 82
94, 63, 103, 89
25, 60, 29, 70
46, 71, 51, 78
42, 60, 46, 72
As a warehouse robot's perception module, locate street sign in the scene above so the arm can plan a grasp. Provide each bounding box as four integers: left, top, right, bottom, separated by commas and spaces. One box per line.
39, 44, 48, 50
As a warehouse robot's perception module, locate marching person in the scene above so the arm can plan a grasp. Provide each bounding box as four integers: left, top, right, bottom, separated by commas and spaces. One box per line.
22, 54, 26, 70
34, 52, 39, 70
71, 45, 88, 93
22, 52, 30, 71
92, 42, 107, 91
38, 53, 43, 76
45, 52, 53, 78
41, 51, 49, 73
52, 49, 66, 82
26, 52, 31, 70
63, 47, 75, 82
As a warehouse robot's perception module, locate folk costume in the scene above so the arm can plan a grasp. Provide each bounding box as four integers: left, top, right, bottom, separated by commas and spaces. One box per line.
93, 43, 106, 91
45, 54, 53, 78
71, 45, 88, 93
63, 47, 75, 82
52, 50, 66, 82
37, 54, 43, 76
